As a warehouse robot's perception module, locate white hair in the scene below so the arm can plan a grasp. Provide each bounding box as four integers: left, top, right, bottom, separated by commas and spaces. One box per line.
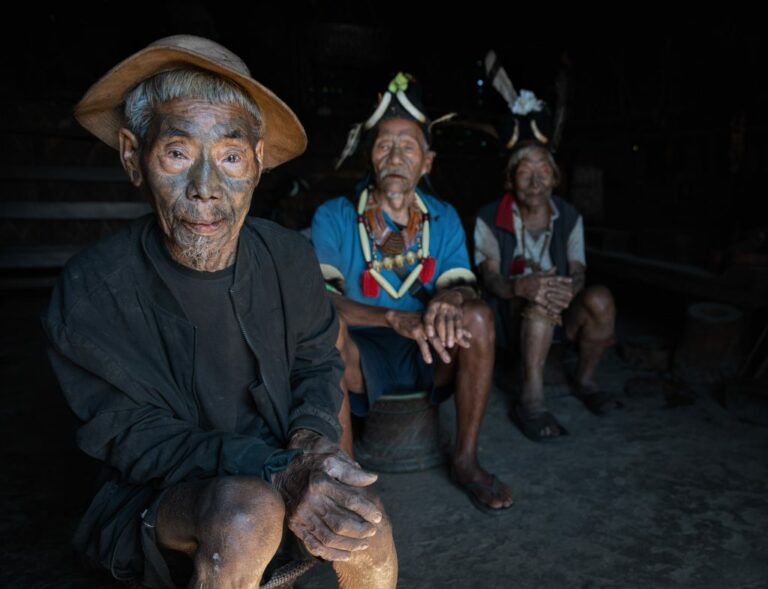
123, 68, 263, 143
505, 144, 561, 191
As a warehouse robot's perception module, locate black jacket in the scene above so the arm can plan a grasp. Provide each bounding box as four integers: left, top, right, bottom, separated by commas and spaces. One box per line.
42, 215, 343, 580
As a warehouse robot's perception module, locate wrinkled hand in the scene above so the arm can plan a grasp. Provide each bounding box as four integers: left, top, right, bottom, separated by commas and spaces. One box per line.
514, 268, 574, 315
386, 291, 472, 364
423, 289, 472, 357
274, 433, 381, 561
386, 310, 439, 364
288, 429, 345, 455
288, 430, 369, 488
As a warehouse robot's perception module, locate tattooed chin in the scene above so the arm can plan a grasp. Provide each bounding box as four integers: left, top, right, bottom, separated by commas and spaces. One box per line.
168, 202, 235, 267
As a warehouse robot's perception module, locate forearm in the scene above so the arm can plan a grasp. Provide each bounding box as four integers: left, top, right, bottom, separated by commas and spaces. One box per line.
442, 284, 478, 301
570, 270, 585, 295
481, 272, 516, 300
329, 292, 393, 328
46, 337, 292, 486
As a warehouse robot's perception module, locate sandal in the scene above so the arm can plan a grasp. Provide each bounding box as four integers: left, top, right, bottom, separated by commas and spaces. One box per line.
509, 404, 569, 442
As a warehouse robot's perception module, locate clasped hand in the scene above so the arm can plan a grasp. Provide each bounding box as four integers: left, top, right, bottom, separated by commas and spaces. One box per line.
385, 289, 471, 364
514, 268, 574, 315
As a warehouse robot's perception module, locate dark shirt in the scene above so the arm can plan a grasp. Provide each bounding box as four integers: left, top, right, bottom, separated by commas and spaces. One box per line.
43, 215, 343, 583
146, 227, 275, 440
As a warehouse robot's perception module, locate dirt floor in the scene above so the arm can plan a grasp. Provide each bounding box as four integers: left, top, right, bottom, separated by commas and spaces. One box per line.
1, 288, 766, 589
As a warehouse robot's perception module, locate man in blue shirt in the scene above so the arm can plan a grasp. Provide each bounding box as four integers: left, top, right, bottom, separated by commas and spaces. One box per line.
312, 73, 513, 514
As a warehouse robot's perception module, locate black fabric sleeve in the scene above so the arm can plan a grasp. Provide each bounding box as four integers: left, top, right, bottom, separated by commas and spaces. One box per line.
44, 322, 297, 488
285, 240, 345, 442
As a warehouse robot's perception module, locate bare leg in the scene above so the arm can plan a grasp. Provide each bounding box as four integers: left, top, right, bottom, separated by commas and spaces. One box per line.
435, 299, 514, 509
333, 493, 398, 589
155, 477, 285, 588
565, 286, 616, 389
519, 311, 556, 415
504, 301, 568, 439
335, 317, 357, 457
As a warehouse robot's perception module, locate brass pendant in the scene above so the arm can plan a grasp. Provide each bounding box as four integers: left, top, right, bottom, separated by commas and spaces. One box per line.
381, 232, 405, 255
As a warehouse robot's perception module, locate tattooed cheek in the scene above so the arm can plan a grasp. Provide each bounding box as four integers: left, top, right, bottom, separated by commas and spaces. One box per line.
224, 175, 251, 191
166, 173, 190, 193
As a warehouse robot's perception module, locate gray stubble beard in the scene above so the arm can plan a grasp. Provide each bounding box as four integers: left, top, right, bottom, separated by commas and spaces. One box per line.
166, 198, 236, 270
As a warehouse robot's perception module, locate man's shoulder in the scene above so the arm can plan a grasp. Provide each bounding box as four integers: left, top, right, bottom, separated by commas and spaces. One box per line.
59, 215, 149, 289
65, 215, 148, 273
243, 217, 317, 266
244, 216, 312, 246
475, 197, 504, 225
552, 195, 581, 223
246, 215, 307, 239
48, 216, 151, 323
419, 192, 462, 224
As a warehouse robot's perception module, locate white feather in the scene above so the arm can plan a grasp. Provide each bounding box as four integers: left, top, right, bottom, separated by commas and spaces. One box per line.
484, 50, 518, 108
335, 123, 363, 170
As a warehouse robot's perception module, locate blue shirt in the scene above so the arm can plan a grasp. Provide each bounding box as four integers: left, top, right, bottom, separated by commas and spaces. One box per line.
311, 189, 474, 312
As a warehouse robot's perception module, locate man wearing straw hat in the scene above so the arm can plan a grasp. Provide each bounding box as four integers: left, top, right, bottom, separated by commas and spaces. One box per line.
311, 73, 514, 514
43, 35, 396, 589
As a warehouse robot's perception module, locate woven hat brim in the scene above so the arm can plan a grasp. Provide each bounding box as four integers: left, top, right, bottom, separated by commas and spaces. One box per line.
74, 45, 307, 169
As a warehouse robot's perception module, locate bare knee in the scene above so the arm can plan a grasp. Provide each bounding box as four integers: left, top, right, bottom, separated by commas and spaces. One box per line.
348, 492, 395, 569
336, 315, 349, 352
336, 317, 365, 393
461, 299, 495, 346
336, 315, 358, 366
196, 477, 285, 549
582, 285, 615, 321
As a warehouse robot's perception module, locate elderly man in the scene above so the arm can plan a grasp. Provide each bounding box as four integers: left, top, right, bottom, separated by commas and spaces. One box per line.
475, 90, 617, 442
42, 36, 396, 589
311, 73, 514, 514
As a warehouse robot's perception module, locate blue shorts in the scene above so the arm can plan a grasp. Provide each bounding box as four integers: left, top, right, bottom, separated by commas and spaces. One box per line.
347, 326, 453, 416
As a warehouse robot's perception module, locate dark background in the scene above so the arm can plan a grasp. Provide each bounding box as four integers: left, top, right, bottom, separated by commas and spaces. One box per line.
1, 4, 767, 588
2, 4, 766, 233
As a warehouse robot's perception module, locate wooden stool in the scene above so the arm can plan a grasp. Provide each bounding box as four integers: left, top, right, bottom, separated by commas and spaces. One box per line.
674, 302, 744, 383
354, 392, 445, 473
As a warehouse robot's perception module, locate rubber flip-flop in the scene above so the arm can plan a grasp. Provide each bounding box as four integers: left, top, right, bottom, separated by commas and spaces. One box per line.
567, 375, 621, 415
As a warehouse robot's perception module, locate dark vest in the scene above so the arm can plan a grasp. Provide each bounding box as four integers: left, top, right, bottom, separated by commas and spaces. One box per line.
475, 193, 580, 348
476, 193, 579, 279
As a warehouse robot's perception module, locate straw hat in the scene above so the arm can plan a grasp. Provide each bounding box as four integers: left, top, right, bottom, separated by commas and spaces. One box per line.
74, 35, 307, 169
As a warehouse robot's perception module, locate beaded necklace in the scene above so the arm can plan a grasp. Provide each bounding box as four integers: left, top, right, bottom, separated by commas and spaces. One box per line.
357, 188, 436, 298
520, 223, 552, 273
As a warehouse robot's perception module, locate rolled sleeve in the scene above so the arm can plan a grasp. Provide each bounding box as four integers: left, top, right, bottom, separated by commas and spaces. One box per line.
311, 202, 346, 289
567, 215, 586, 267
434, 204, 476, 289
473, 216, 501, 266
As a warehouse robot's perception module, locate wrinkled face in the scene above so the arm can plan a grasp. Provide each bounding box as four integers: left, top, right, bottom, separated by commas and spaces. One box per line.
128, 98, 264, 268
513, 147, 556, 203
371, 118, 433, 199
